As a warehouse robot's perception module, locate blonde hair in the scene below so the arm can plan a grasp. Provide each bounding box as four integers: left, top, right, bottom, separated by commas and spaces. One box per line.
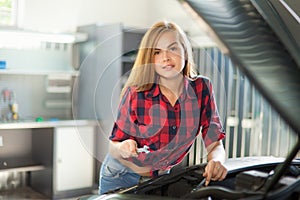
120, 21, 198, 98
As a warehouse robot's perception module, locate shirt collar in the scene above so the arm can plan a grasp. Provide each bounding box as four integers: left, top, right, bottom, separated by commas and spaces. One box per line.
145, 76, 197, 100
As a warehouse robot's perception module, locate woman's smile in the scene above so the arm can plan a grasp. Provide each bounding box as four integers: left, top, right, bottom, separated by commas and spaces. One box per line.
162, 64, 175, 70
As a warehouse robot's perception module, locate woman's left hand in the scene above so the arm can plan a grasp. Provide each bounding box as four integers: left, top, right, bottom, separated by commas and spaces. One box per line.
203, 159, 227, 186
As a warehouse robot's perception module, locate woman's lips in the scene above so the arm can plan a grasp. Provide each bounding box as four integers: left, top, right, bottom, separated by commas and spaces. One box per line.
162, 65, 174, 70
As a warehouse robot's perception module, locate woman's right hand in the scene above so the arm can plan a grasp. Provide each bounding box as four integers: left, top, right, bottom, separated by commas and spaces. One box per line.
110, 139, 152, 176
116, 139, 138, 158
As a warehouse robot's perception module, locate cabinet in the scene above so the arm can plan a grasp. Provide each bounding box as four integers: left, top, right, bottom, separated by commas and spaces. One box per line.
120, 27, 145, 87
122, 27, 145, 75
76, 23, 145, 121
30, 124, 95, 199
0, 121, 96, 199
76, 23, 122, 122
76, 24, 145, 182
53, 126, 94, 192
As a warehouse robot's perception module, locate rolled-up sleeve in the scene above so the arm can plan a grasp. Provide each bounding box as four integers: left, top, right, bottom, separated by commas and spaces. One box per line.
200, 78, 225, 147
109, 87, 137, 142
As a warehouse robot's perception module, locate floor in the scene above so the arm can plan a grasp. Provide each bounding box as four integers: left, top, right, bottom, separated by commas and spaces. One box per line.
0, 187, 96, 200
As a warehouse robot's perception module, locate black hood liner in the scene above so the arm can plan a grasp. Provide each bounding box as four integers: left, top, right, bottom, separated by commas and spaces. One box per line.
184, 0, 300, 134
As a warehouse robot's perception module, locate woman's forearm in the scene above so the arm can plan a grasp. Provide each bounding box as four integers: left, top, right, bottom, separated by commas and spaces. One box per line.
207, 140, 226, 163
109, 140, 123, 159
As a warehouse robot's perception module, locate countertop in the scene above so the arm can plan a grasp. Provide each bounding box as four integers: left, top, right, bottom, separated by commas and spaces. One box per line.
0, 119, 98, 129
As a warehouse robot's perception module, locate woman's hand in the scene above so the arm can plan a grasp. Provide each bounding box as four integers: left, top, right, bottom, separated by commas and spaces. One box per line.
115, 139, 138, 158
203, 140, 227, 186
109, 139, 151, 176
203, 159, 227, 186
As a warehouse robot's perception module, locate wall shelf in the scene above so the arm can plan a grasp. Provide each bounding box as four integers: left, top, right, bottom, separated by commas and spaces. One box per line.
0, 120, 97, 130
122, 56, 136, 63
0, 158, 45, 173
0, 30, 88, 48
0, 164, 45, 173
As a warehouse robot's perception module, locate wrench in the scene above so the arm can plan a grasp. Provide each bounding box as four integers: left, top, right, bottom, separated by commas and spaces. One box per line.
137, 145, 150, 154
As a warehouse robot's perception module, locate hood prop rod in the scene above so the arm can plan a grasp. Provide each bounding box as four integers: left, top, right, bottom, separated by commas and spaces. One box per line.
263, 134, 300, 195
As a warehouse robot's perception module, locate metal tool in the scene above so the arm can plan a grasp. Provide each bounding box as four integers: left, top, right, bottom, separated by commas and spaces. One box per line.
137, 145, 150, 154
191, 178, 206, 193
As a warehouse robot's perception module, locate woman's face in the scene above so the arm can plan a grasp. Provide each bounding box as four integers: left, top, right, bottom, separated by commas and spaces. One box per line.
153, 31, 185, 80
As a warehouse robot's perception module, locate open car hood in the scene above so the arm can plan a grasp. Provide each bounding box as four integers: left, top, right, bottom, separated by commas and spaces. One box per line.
183, 0, 300, 135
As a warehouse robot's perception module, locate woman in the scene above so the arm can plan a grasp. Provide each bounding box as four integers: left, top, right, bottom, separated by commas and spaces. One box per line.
99, 21, 227, 194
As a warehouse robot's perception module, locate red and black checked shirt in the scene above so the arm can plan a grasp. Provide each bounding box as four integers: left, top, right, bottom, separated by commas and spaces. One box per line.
110, 76, 225, 171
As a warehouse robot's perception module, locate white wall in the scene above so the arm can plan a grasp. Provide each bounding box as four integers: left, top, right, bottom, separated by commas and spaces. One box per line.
18, 0, 214, 46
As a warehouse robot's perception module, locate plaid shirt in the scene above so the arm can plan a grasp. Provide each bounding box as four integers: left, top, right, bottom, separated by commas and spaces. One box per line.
110, 76, 225, 171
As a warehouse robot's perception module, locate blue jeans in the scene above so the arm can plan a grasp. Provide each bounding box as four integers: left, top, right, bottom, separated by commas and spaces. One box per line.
99, 154, 140, 194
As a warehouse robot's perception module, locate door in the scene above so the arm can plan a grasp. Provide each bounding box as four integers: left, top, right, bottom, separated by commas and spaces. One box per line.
54, 126, 94, 191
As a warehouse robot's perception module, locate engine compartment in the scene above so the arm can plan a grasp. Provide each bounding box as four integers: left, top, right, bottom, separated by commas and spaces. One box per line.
121, 160, 300, 200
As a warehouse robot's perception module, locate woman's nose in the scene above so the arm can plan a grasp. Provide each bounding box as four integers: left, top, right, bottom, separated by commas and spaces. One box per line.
162, 50, 170, 62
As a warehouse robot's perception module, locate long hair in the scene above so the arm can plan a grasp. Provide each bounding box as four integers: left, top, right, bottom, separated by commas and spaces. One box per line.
120, 21, 198, 98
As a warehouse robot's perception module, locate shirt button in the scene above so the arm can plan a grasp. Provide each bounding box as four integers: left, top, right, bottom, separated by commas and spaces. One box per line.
172, 126, 176, 130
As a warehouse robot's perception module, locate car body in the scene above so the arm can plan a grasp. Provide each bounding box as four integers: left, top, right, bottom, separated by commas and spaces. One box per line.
81, 156, 300, 199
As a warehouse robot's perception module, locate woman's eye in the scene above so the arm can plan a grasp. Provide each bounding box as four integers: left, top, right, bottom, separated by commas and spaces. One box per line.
153, 51, 160, 55
170, 47, 177, 51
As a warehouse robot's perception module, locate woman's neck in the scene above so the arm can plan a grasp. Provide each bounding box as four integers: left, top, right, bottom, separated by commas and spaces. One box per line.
159, 75, 184, 105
